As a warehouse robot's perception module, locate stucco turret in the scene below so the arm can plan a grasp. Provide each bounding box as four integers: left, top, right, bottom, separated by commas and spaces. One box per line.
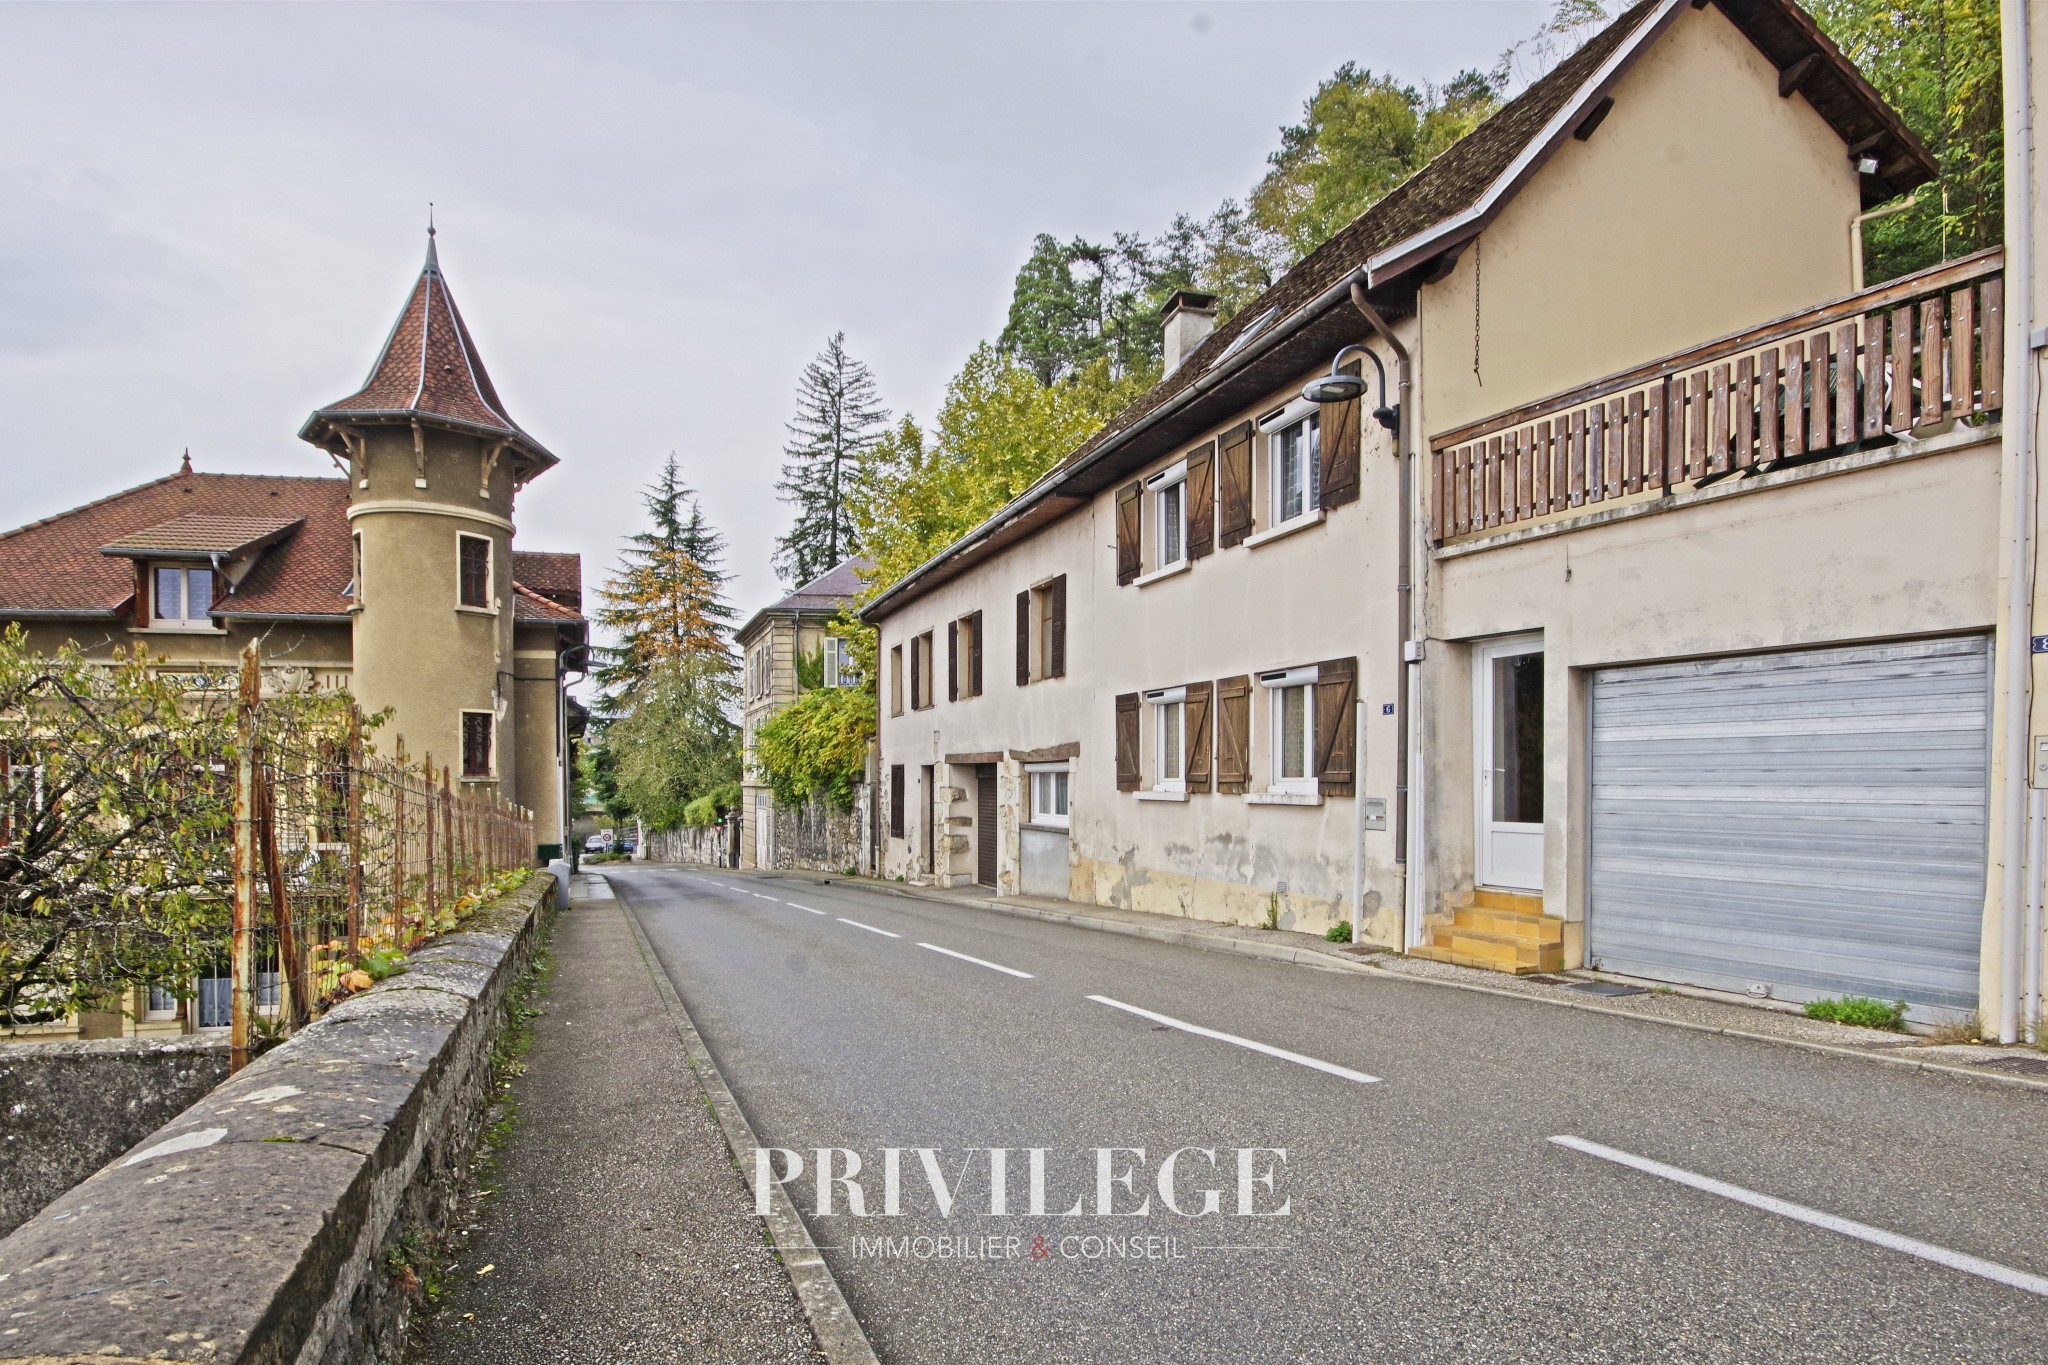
300, 231, 557, 802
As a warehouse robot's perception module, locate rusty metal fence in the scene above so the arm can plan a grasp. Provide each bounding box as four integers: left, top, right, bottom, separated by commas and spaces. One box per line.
228, 644, 533, 1068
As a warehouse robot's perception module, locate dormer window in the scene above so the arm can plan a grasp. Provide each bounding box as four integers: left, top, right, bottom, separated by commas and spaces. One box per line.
153, 565, 214, 628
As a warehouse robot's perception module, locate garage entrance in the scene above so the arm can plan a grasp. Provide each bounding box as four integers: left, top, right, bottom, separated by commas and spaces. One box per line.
1587, 636, 1990, 1014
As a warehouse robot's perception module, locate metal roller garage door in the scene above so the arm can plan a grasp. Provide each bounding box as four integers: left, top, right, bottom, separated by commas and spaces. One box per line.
1587, 636, 1989, 1013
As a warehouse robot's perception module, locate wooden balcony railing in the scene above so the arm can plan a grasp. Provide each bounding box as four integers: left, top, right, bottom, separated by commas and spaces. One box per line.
1428, 247, 2005, 543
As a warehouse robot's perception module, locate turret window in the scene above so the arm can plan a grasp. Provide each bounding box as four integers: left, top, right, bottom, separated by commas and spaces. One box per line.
458, 535, 492, 609
461, 711, 494, 778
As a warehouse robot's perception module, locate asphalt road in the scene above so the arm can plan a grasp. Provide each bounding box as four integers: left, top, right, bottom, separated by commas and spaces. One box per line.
610, 864, 2048, 1363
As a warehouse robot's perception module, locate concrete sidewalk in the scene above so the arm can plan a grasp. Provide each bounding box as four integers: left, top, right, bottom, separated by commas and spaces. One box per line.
407, 877, 823, 1365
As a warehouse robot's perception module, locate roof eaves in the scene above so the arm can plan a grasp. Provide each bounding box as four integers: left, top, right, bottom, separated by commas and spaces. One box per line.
1367, 0, 1685, 285
859, 258, 1374, 623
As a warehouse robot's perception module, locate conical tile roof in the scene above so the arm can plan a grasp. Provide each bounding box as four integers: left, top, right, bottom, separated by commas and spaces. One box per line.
301, 233, 557, 472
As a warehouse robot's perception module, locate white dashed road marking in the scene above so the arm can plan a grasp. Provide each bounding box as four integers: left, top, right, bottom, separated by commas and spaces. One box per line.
1549, 1136, 2048, 1298
786, 903, 829, 916
837, 917, 901, 939
917, 943, 1034, 979
1087, 995, 1379, 1085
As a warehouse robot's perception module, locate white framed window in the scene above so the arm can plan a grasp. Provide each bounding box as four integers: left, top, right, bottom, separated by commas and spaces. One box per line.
1260, 666, 1318, 794
1267, 409, 1320, 528
1148, 460, 1188, 570
456, 533, 492, 609
152, 564, 215, 628
823, 636, 857, 688
1027, 763, 1070, 828
145, 984, 179, 1021
1146, 685, 1188, 792
461, 710, 494, 779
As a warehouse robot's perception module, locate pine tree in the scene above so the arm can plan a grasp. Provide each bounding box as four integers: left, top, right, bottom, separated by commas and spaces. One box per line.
593, 456, 735, 709
775, 334, 888, 587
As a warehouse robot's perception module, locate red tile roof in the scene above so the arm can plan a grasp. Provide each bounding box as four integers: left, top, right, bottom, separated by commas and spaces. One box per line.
300, 233, 558, 473
100, 513, 304, 558
512, 582, 582, 621
511, 550, 582, 612
0, 471, 352, 618
0, 465, 584, 628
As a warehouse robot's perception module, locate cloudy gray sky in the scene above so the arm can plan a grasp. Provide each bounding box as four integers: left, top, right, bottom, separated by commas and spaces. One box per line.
0, 0, 1543, 630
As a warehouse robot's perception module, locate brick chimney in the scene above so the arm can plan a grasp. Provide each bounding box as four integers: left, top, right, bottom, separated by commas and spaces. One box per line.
1161, 290, 1219, 376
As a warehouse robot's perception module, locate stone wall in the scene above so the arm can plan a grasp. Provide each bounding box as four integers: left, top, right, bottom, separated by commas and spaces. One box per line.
0, 872, 557, 1365
772, 794, 861, 873
645, 822, 731, 867
0, 1036, 232, 1237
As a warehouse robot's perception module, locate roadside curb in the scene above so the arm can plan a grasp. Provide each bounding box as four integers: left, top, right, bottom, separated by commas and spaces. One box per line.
816, 873, 2048, 1100
604, 876, 881, 1365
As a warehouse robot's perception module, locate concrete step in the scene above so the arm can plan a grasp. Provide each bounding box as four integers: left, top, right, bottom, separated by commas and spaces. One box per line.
1449, 906, 1563, 944
1409, 940, 1562, 975
1415, 926, 1563, 974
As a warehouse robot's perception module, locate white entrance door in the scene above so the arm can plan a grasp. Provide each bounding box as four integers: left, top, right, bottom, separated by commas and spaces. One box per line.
1476, 635, 1545, 891
756, 796, 773, 869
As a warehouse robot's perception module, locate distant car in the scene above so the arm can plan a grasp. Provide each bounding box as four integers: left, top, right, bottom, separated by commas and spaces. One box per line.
584, 831, 614, 853
617, 830, 639, 854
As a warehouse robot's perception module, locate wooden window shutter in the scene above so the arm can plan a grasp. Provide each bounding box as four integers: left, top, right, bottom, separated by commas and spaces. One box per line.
133, 561, 150, 628
889, 765, 905, 839
1217, 422, 1254, 547
1050, 575, 1067, 678
1185, 441, 1216, 559
947, 621, 959, 702
1320, 360, 1363, 508
968, 610, 983, 697
1314, 657, 1359, 797
1115, 692, 1141, 791
1016, 591, 1031, 686
1215, 676, 1250, 794
1115, 481, 1142, 585
1184, 680, 1214, 793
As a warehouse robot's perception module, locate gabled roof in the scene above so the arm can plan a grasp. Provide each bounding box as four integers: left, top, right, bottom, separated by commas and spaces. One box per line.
0, 462, 586, 630
737, 558, 868, 645
100, 514, 303, 561
300, 232, 558, 474
862, 0, 1937, 622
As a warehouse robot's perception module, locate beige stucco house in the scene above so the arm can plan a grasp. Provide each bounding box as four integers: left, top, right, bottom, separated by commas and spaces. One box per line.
0, 234, 587, 1039
736, 559, 864, 869
862, 0, 2042, 1028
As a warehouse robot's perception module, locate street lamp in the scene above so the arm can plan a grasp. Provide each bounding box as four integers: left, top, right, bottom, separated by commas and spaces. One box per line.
1302, 343, 1399, 433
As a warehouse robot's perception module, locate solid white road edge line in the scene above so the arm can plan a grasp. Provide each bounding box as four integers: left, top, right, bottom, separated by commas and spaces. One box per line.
917, 942, 1034, 979
785, 902, 829, 916
1086, 995, 1379, 1085
1549, 1135, 2048, 1298
837, 917, 901, 939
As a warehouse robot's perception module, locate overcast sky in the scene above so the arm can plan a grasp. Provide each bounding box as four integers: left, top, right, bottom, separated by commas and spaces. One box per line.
0, 0, 1544, 631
